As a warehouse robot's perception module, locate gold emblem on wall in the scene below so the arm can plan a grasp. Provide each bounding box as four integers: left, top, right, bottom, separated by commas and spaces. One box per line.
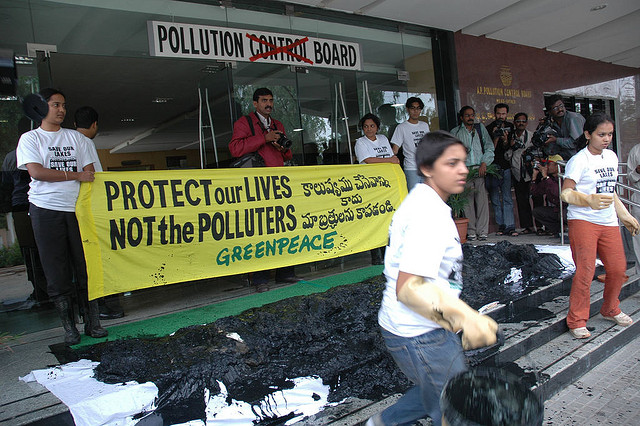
500, 66, 512, 87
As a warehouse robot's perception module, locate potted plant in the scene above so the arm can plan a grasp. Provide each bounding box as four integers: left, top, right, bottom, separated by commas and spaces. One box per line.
447, 188, 471, 243
446, 164, 501, 243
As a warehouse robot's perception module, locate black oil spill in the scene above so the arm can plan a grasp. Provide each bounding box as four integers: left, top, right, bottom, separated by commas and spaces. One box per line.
461, 241, 565, 309
71, 241, 564, 425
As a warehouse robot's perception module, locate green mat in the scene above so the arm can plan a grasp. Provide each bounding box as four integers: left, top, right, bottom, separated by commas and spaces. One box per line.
73, 265, 384, 348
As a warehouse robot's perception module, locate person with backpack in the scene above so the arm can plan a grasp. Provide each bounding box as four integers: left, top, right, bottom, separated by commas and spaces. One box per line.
229, 87, 293, 167
450, 106, 494, 241
228, 87, 299, 292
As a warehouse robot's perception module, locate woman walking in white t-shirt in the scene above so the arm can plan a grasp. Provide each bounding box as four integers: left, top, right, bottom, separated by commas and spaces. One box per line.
561, 112, 639, 339
367, 131, 498, 426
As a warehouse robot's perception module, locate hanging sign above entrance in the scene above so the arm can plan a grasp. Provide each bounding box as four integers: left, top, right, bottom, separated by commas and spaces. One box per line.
147, 21, 362, 71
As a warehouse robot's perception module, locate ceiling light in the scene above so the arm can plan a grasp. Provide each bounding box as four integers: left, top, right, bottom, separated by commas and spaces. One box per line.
292, 128, 303, 132
391, 103, 404, 107
152, 97, 173, 103
121, 118, 135, 122
590, 4, 607, 11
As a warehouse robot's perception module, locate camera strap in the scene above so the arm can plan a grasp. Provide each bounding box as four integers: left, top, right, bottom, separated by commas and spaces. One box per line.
252, 112, 277, 134
474, 123, 485, 155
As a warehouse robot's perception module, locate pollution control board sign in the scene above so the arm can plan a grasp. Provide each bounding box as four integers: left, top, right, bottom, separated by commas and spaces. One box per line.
147, 21, 362, 71
76, 164, 406, 299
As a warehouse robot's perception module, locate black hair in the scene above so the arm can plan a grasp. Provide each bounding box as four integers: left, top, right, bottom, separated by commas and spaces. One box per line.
406, 97, 424, 110
39, 88, 65, 102
513, 112, 528, 122
494, 103, 509, 114
253, 87, 273, 101
545, 94, 563, 111
359, 113, 380, 129
458, 105, 474, 119
583, 112, 614, 134
415, 131, 465, 177
74, 106, 98, 129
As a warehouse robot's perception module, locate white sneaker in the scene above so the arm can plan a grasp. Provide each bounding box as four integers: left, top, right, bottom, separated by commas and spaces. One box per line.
366, 413, 383, 426
603, 311, 633, 326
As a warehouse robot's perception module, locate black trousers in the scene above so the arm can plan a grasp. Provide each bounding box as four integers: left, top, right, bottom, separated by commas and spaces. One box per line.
13, 210, 49, 301
29, 204, 88, 298
252, 266, 295, 285
532, 206, 564, 233
513, 179, 533, 229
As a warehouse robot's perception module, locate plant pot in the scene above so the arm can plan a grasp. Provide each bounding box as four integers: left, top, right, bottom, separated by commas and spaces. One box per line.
454, 217, 469, 244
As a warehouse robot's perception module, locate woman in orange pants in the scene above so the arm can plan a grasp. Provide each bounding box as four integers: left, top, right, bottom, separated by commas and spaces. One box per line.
560, 112, 639, 339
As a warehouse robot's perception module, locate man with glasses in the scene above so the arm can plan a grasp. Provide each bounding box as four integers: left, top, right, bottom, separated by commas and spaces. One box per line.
542, 94, 585, 160
451, 106, 494, 241
391, 97, 430, 190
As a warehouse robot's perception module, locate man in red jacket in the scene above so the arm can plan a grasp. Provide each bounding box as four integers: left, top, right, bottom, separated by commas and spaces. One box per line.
229, 87, 293, 167
229, 87, 299, 292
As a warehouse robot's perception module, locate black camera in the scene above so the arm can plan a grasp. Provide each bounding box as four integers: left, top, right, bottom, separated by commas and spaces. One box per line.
522, 146, 546, 176
531, 115, 558, 148
492, 120, 509, 139
275, 132, 293, 149
511, 139, 524, 151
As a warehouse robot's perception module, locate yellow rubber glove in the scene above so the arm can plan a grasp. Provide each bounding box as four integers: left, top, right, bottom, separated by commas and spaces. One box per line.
397, 276, 498, 350
614, 194, 640, 236
560, 188, 613, 210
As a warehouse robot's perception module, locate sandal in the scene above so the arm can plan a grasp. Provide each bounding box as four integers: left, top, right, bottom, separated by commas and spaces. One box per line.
496, 231, 504, 236
569, 327, 591, 339
520, 228, 533, 235
509, 230, 519, 237
603, 312, 633, 327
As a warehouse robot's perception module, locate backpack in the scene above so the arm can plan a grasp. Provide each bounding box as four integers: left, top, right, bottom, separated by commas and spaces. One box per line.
230, 114, 265, 168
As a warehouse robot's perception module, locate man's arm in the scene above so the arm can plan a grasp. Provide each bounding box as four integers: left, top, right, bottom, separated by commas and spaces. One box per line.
479, 124, 495, 165
555, 112, 585, 149
627, 145, 640, 186
25, 163, 95, 182
229, 116, 268, 158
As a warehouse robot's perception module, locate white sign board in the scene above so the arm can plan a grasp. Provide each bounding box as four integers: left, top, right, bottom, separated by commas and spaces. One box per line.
148, 21, 362, 71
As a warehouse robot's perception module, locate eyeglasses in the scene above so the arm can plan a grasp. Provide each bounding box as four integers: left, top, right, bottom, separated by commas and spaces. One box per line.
551, 104, 565, 111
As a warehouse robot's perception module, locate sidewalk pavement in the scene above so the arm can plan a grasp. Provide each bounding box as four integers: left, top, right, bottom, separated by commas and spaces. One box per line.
544, 333, 640, 425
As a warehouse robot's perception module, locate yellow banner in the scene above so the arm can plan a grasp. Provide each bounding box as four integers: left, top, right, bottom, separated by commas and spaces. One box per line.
76, 164, 408, 299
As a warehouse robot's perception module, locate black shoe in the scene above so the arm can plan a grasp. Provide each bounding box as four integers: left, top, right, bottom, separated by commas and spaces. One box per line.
276, 276, 302, 284
254, 283, 270, 293
99, 305, 125, 320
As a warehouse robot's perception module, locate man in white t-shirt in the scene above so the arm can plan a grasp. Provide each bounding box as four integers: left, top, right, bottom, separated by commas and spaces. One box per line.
17, 88, 106, 345
75, 105, 127, 320
391, 97, 430, 190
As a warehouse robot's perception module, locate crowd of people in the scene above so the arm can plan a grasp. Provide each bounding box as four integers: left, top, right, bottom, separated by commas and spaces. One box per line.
4, 86, 638, 426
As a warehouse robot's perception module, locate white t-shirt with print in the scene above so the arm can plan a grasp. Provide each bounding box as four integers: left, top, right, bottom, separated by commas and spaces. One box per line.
354, 135, 394, 164
378, 183, 464, 338
563, 147, 618, 226
17, 127, 95, 212
391, 120, 430, 171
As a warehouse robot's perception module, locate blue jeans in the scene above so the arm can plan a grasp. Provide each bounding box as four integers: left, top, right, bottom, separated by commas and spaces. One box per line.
405, 170, 422, 191
379, 327, 467, 426
486, 168, 514, 231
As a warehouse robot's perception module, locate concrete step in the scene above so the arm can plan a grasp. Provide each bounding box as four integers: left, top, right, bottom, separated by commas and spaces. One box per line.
304, 270, 640, 425
512, 286, 640, 401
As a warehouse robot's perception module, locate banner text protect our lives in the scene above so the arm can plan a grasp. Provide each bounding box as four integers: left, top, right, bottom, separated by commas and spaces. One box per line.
76, 164, 407, 299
